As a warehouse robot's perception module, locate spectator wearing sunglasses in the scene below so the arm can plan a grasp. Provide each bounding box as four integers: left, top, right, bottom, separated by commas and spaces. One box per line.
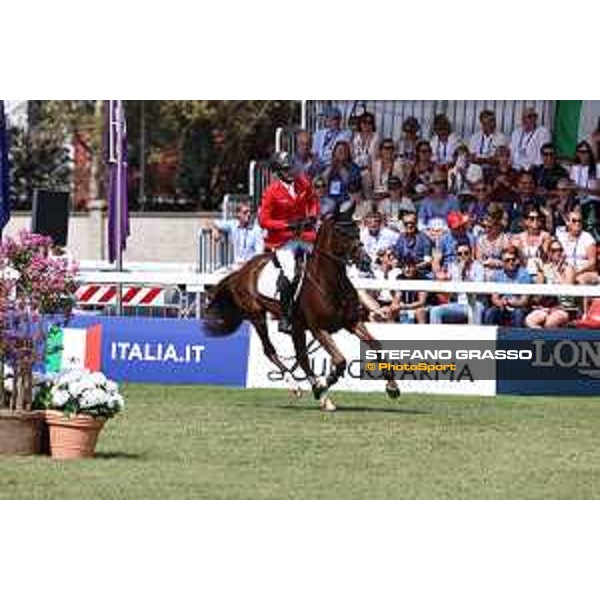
483, 246, 530, 327
526, 238, 576, 329
351, 112, 380, 174
506, 172, 548, 234
430, 114, 462, 167
394, 213, 433, 278
376, 176, 415, 229
463, 180, 492, 235
531, 143, 569, 197
447, 144, 483, 199
396, 117, 421, 163
433, 211, 476, 277
405, 140, 436, 200
312, 106, 352, 167
320, 140, 362, 215
512, 204, 550, 277
360, 211, 400, 263
569, 141, 600, 201
429, 242, 484, 325
390, 259, 428, 324
546, 178, 579, 232
556, 208, 598, 284
212, 202, 264, 265
312, 176, 330, 216
417, 171, 460, 238
476, 203, 511, 281
509, 106, 550, 171
369, 138, 404, 200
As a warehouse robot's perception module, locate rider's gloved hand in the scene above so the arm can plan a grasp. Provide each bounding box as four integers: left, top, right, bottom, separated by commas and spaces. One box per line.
289, 216, 316, 232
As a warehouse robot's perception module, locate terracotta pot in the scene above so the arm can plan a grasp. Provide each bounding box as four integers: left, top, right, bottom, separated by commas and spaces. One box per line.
0, 410, 44, 456
45, 410, 106, 460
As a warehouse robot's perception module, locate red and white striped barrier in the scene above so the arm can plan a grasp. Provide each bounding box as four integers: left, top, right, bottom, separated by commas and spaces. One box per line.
75, 285, 167, 306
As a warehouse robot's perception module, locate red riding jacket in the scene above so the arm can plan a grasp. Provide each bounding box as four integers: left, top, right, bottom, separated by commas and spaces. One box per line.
258, 175, 319, 250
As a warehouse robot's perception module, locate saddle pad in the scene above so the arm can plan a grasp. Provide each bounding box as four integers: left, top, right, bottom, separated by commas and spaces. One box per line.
256, 257, 280, 300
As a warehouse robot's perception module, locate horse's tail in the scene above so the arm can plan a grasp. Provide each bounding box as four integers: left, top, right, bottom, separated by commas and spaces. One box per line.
202, 274, 244, 337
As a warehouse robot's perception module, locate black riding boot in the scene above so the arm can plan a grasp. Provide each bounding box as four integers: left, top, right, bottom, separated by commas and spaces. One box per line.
277, 273, 294, 334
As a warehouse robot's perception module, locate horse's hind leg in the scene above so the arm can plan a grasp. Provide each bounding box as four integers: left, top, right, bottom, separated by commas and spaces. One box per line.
251, 313, 289, 374
351, 321, 400, 399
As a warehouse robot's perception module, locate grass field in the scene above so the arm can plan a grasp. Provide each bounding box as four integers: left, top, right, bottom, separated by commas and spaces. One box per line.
2, 384, 600, 499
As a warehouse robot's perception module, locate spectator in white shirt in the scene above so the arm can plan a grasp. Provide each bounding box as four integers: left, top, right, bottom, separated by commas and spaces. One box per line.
312, 106, 352, 168
360, 211, 400, 262
430, 114, 461, 167
509, 106, 551, 171
468, 109, 508, 166
556, 208, 598, 284
212, 202, 264, 265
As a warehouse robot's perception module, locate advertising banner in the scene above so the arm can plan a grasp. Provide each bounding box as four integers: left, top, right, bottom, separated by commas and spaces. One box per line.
246, 323, 497, 397
50, 316, 250, 387
497, 328, 600, 396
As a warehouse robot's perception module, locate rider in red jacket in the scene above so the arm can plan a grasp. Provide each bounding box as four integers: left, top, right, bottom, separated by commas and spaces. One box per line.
258, 151, 319, 333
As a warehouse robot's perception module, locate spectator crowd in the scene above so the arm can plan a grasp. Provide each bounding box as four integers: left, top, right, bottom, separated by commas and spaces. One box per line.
215, 105, 600, 328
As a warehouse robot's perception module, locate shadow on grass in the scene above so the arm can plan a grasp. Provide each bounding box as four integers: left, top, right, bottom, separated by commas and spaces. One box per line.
94, 451, 147, 461
275, 404, 428, 416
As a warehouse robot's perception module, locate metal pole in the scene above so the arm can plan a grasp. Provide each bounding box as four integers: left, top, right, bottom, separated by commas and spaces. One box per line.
139, 101, 146, 211
115, 101, 124, 316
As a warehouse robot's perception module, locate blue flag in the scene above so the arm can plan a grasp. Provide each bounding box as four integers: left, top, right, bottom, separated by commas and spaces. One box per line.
105, 100, 130, 263
0, 100, 10, 235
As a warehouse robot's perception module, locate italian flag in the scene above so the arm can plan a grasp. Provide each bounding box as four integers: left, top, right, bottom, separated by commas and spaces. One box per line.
45, 324, 102, 373
554, 100, 600, 158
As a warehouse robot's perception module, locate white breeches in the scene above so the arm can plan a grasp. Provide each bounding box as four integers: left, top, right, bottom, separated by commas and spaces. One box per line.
275, 240, 313, 281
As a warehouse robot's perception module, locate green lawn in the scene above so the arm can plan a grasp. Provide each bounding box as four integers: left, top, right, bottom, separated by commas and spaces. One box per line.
2, 384, 600, 499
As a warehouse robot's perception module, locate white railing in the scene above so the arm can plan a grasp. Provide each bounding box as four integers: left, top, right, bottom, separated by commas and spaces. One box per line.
76, 268, 599, 297
74, 265, 599, 322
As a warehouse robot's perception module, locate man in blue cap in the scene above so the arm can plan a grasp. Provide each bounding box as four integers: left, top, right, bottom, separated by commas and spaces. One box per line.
311, 106, 352, 168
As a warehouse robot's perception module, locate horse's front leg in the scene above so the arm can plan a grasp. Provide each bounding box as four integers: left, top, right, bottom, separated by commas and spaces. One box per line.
309, 329, 348, 411
350, 321, 400, 399
290, 326, 321, 399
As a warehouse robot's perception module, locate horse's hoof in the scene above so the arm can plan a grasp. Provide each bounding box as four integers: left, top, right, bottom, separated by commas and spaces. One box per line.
288, 386, 303, 400
386, 384, 401, 399
312, 377, 328, 401
320, 396, 337, 412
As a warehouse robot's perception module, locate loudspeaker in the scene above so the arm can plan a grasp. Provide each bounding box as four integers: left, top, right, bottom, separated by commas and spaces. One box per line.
32, 189, 70, 246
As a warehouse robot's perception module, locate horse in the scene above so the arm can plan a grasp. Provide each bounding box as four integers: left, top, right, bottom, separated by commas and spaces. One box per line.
203, 215, 400, 410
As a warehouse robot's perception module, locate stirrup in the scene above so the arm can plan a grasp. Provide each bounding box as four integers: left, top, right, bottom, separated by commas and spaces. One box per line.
278, 318, 293, 334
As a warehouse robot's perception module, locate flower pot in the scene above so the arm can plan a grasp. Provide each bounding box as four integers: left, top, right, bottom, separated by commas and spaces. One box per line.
0, 410, 44, 456
44, 410, 106, 460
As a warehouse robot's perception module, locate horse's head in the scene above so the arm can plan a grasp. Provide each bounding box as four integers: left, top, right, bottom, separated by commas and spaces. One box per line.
316, 214, 362, 264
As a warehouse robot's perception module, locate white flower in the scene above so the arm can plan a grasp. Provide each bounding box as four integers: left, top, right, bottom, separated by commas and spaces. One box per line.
106, 380, 118, 394
113, 393, 125, 410
58, 369, 84, 386
52, 389, 70, 408
89, 372, 107, 386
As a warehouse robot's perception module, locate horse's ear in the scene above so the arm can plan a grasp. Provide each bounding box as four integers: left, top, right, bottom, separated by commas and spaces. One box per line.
337, 198, 356, 221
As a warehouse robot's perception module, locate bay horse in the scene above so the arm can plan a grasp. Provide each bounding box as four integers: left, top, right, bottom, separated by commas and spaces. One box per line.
203, 215, 400, 409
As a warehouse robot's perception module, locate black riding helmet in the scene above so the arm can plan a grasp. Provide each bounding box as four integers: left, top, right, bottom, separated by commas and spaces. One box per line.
270, 151, 294, 180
